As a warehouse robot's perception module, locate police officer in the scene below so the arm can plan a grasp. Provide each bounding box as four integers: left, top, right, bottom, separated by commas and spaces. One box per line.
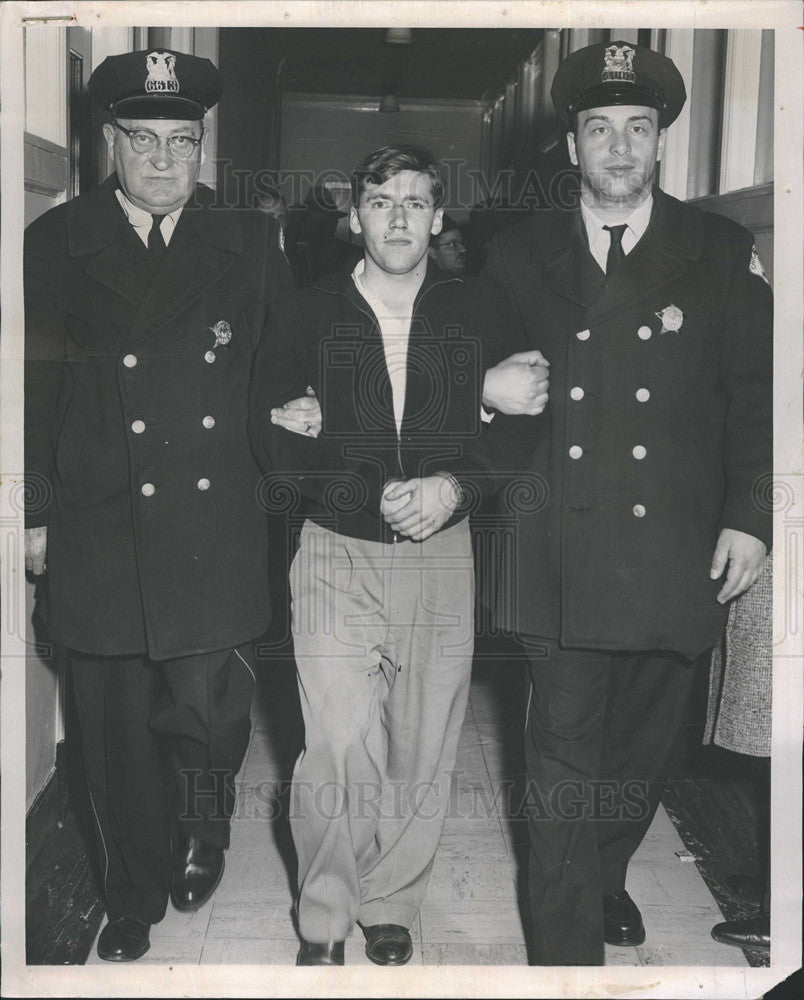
483, 40, 772, 965
24, 49, 297, 960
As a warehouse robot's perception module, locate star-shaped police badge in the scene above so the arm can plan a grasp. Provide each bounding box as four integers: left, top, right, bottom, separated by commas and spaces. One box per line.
209, 320, 232, 348
655, 304, 684, 334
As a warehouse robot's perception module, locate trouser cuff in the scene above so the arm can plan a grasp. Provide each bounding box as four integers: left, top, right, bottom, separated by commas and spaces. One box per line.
358, 902, 416, 930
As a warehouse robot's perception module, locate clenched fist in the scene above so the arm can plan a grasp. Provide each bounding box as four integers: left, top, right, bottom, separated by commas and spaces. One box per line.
483, 349, 550, 416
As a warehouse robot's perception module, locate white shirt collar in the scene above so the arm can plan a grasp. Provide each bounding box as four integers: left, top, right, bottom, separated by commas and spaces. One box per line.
580, 193, 653, 272
580, 193, 653, 245
351, 257, 366, 284
115, 188, 184, 246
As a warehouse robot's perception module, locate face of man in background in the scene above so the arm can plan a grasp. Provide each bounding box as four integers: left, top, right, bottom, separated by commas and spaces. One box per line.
103, 117, 204, 215
429, 226, 467, 274
350, 170, 443, 277
567, 104, 666, 211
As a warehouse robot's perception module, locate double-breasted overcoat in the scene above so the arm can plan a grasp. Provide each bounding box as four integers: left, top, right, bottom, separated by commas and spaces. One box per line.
25, 175, 294, 659
483, 186, 773, 658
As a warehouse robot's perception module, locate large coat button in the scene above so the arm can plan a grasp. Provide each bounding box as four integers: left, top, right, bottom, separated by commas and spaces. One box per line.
197, 478, 211, 491
141, 483, 155, 497
636, 388, 651, 402
637, 326, 652, 340
632, 445, 647, 460
131, 420, 146, 434
123, 354, 138, 368
576, 329, 591, 341
633, 504, 646, 517
204, 350, 216, 364
570, 386, 585, 401
569, 445, 583, 459
202, 415, 216, 429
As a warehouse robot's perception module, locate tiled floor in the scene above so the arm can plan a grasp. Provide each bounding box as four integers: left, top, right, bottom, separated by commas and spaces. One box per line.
87, 661, 748, 967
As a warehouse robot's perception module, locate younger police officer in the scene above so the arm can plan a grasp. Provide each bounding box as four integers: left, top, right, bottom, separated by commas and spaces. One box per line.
24, 49, 296, 960
484, 41, 772, 965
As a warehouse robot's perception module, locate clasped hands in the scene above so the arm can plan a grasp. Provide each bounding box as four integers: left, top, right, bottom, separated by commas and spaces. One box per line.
380, 474, 461, 542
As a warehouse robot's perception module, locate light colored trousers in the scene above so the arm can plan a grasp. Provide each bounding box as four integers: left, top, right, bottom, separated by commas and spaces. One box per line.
289, 517, 475, 943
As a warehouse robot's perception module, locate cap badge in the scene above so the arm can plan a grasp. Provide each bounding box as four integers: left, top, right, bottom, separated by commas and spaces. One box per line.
655, 304, 683, 334
209, 320, 232, 348
602, 44, 635, 84
145, 51, 179, 94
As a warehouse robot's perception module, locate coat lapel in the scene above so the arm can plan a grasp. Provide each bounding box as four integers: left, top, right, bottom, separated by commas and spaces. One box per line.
579, 187, 703, 330
533, 187, 704, 330
82, 228, 159, 308
69, 174, 150, 308
539, 212, 604, 310
68, 177, 243, 329
132, 189, 243, 333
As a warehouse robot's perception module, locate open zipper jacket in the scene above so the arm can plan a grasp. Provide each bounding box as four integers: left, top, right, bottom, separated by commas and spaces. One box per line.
251, 261, 543, 543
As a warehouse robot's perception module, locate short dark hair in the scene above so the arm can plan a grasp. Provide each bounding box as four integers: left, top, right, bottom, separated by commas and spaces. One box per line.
351, 145, 445, 208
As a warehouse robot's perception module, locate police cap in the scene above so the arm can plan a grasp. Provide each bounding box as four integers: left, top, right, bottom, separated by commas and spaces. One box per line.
551, 41, 686, 130
89, 48, 222, 121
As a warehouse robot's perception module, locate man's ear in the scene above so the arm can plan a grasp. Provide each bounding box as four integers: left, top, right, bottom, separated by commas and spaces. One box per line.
656, 127, 668, 162
566, 131, 578, 167
102, 122, 116, 158
349, 206, 362, 236
430, 207, 444, 237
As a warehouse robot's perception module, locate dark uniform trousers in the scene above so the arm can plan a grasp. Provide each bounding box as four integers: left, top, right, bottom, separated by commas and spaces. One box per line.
69, 643, 255, 924
522, 638, 702, 965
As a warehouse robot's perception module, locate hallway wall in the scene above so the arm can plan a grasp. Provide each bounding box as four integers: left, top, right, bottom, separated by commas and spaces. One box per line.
280, 94, 483, 221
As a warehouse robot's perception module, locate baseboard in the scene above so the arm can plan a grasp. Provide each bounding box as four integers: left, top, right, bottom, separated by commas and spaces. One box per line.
26, 741, 68, 872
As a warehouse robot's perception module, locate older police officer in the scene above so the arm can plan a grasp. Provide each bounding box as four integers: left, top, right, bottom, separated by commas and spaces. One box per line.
24, 49, 296, 960
483, 41, 772, 964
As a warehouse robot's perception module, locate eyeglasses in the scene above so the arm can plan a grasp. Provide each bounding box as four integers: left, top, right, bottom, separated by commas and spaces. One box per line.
435, 240, 466, 251
112, 121, 204, 160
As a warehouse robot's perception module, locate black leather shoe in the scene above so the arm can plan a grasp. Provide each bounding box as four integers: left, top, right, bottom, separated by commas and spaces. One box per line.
603, 890, 646, 946
97, 917, 151, 962
296, 940, 345, 965
362, 923, 413, 966
711, 915, 769, 949
170, 833, 225, 912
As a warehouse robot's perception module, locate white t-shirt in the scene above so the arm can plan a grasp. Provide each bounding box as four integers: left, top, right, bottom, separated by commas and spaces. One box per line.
352, 259, 420, 436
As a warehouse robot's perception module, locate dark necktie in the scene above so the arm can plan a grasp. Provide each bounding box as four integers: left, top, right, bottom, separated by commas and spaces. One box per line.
148, 214, 167, 256
603, 223, 628, 277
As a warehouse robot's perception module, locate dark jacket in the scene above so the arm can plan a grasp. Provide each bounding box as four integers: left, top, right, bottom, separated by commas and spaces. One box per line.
251, 263, 539, 543
483, 186, 773, 659
25, 174, 295, 659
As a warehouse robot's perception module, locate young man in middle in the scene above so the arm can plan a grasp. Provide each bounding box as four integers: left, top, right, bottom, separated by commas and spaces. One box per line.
255, 145, 548, 966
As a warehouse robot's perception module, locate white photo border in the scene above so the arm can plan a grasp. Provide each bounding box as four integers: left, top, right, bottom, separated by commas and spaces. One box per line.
1, 2, 801, 997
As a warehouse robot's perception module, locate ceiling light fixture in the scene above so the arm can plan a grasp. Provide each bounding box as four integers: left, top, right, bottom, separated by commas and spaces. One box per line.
384, 28, 412, 45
